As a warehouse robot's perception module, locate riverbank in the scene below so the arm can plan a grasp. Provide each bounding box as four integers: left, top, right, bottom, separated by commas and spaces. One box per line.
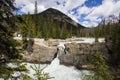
15, 37, 107, 70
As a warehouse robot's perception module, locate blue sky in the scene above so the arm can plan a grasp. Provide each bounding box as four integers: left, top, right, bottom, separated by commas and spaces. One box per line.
15, 0, 120, 27
85, 0, 102, 8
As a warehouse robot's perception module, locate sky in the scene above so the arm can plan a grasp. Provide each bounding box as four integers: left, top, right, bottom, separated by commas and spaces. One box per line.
15, 0, 120, 27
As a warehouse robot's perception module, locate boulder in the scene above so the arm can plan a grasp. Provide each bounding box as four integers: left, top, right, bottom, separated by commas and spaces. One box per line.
23, 44, 57, 63
58, 42, 110, 69
22, 41, 111, 70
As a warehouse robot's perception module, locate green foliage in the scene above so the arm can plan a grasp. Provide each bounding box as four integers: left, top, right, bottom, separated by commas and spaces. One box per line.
90, 52, 113, 80
83, 72, 94, 80
0, 62, 30, 80
22, 13, 37, 38
0, 63, 14, 79
22, 37, 28, 50
0, 62, 52, 80
18, 15, 74, 39
17, 8, 84, 39
34, 1, 38, 15
21, 74, 33, 80
0, 0, 20, 60
31, 64, 52, 80
94, 26, 100, 42
111, 22, 120, 65
83, 52, 113, 80
0, 0, 30, 79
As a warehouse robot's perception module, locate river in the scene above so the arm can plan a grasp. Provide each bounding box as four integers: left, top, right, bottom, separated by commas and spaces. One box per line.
1, 38, 104, 80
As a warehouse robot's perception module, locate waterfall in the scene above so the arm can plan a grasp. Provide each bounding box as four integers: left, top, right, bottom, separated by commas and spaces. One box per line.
23, 56, 90, 80
5, 38, 100, 80
43, 57, 89, 80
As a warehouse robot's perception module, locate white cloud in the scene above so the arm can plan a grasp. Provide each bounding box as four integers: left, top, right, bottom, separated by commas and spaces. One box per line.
111, 1, 120, 16
15, 0, 86, 25
15, 0, 47, 14
81, 20, 98, 27
78, 6, 93, 15
89, 1, 113, 18
21, 3, 35, 13
15, 0, 120, 27
15, 0, 31, 7
81, 0, 120, 27
81, 21, 89, 27
67, 13, 79, 23
15, 0, 86, 14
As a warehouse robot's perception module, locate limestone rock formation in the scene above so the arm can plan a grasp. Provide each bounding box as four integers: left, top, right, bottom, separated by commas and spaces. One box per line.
23, 44, 57, 63
58, 42, 110, 69
23, 41, 111, 69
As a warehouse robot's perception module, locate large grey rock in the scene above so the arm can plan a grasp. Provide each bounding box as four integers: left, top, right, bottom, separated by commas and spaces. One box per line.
22, 41, 111, 70
23, 44, 57, 63
58, 42, 110, 69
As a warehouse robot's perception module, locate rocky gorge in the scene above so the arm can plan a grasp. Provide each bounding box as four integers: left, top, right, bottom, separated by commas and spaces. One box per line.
21, 38, 111, 70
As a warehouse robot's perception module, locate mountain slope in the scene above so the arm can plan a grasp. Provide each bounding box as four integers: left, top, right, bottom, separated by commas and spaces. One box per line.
19, 8, 85, 39
99, 15, 120, 26
39, 8, 84, 28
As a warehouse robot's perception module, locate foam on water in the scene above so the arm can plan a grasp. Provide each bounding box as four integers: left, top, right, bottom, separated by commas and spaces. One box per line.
24, 56, 90, 80
58, 38, 105, 48
43, 57, 89, 80
5, 58, 89, 80
1, 38, 101, 80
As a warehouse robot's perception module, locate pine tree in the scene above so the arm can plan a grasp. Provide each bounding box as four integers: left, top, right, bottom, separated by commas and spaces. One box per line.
0, 0, 19, 61
88, 52, 113, 80
112, 23, 120, 65
0, 0, 24, 78
94, 26, 100, 42
34, 0, 38, 15
34, 0, 38, 36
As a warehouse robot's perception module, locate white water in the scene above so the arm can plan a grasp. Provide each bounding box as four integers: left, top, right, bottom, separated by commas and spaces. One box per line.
24, 56, 90, 80
58, 38, 105, 48
43, 57, 89, 80
5, 57, 89, 80
1, 38, 102, 80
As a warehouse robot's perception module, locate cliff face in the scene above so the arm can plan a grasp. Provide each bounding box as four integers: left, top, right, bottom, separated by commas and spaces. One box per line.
23, 44, 57, 63
23, 40, 111, 69
59, 42, 110, 69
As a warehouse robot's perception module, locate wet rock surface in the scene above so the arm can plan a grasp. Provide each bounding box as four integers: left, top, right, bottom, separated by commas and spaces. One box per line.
58, 42, 110, 69
23, 39, 111, 69
23, 44, 57, 64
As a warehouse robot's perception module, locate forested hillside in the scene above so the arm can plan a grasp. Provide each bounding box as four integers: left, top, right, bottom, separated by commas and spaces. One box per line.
16, 8, 84, 40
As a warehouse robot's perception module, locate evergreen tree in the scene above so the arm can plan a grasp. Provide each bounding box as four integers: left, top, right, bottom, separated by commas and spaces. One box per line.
0, 0, 25, 79
94, 26, 100, 42
34, 0, 38, 36
0, 0, 19, 61
87, 52, 113, 80
34, 0, 38, 15
112, 23, 120, 65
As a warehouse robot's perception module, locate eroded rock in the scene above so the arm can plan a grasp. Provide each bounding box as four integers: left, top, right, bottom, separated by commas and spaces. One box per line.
23, 44, 57, 63
58, 42, 110, 69
23, 41, 111, 70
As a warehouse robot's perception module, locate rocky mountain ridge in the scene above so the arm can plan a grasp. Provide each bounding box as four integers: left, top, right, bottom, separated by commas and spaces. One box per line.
99, 14, 120, 26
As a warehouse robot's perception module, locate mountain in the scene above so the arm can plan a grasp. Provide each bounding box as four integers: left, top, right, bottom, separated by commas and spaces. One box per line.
18, 8, 85, 39
99, 15, 120, 26
38, 8, 84, 28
